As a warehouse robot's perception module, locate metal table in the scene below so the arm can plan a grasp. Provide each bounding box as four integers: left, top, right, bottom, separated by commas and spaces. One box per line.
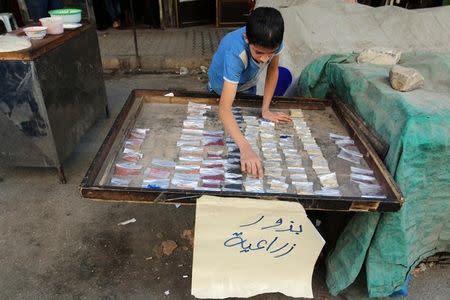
0, 23, 108, 182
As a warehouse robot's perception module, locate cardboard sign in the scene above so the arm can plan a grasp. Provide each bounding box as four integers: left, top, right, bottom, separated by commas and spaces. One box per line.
192, 196, 325, 299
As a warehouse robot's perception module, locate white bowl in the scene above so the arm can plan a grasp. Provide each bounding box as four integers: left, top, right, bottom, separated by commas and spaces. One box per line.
23, 26, 47, 40
39, 17, 64, 35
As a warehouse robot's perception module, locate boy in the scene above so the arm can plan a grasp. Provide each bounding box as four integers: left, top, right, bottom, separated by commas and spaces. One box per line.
208, 7, 291, 179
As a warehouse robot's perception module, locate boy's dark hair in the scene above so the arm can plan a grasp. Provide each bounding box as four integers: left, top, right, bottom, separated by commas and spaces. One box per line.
246, 7, 284, 49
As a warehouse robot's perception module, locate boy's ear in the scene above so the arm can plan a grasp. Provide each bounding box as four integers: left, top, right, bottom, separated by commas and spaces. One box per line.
243, 32, 248, 43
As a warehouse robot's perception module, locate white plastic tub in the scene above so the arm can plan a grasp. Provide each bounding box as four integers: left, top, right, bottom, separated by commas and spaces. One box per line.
39, 17, 64, 35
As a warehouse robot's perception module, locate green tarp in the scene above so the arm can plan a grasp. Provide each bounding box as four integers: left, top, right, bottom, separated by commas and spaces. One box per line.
297, 52, 450, 297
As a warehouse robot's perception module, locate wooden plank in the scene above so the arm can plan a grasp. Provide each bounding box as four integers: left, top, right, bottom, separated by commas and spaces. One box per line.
0, 23, 92, 61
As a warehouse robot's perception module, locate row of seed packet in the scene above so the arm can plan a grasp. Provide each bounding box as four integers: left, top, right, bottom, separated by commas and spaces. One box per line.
222, 108, 244, 192
242, 115, 265, 193
329, 133, 363, 164
350, 166, 386, 199
278, 129, 313, 195
260, 119, 289, 194
173, 102, 212, 190
110, 128, 150, 187
291, 109, 340, 196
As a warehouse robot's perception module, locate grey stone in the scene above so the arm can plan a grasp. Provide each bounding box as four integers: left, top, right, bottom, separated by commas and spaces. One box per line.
389, 65, 425, 92
357, 47, 401, 65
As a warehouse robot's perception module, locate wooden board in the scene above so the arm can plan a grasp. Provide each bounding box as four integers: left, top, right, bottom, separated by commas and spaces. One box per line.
80, 90, 404, 212
0, 23, 91, 61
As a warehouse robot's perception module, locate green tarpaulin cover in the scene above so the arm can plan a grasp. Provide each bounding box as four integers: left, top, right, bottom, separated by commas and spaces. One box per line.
298, 52, 450, 297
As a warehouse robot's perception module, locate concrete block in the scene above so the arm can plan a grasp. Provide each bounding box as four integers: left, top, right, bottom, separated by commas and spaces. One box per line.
357, 47, 401, 65
389, 65, 425, 92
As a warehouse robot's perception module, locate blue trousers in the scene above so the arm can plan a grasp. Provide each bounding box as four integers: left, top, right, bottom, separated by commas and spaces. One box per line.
25, 0, 64, 21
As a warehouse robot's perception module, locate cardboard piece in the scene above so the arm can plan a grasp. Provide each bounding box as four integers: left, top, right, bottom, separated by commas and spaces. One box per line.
191, 196, 325, 299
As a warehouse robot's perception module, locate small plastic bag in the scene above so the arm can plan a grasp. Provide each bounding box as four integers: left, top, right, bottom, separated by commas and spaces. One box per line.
335, 139, 354, 147
144, 167, 171, 179
260, 120, 275, 128
337, 149, 361, 164
122, 148, 144, 162
287, 167, 306, 174
202, 159, 225, 168
143, 179, 170, 189
177, 139, 201, 147
110, 177, 132, 187
114, 162, 143, 176
125, 138, 144, 151
306, 148, 323, 156
224, 178, 243, 185
329, 133, 351, 141
225, 172, 242, 179
182, 128, 203, 136
151, 159, 176, 169
351, 173, 377, 184
179, 156, 203, 164
319, 172, 339, 188
313, 166, 331, 175
290, 173, 308, 182
351, 166, 374, 175
203, 137, 224, 146
200, 179, 222, 188
180, 146, 204, 157
180, 134, 203, 142
315, 188, 341, 197
171, 179, 199, 190
293, 182, 314, 195
341, 145, 363, 158
200, 168, 225, 181
130, 128, 149, 139
203, 130, 224, 137
183, 120, 205, 129
173, 172, 200, 182
175, 165, 200, 173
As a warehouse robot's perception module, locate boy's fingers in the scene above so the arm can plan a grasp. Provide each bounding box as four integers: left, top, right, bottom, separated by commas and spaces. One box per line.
256, 160, 263, 178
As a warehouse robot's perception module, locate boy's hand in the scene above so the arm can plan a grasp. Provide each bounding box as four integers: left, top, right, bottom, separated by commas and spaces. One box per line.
262, 110, 292, 123
240, 144, 263, 179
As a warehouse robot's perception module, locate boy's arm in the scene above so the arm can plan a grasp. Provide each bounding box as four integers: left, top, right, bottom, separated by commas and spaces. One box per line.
219, 81, 263, 178
261, 55, 292, 123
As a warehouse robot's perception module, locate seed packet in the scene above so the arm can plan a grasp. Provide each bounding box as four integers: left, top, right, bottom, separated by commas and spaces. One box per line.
177, 139, 202, 147
182, 128, 203, 136
114, 162, 143, 176
202, 159, 225, 168
203, 137, 224, 146
315, 188, 341, 197
293, 182, 314, 195
290, 173, 308, 182
173, 173, 200, 182
200, 179, 222, 188
151, 159, 176, 169
171, 179, 199, 189
351, 173, 377, 184
351, 166, 374, 175
142, 179, 170, 189
183, 120, 205, 129
144, 167, 171, 179
122, 148, 144, 162
110, 177, 132, 187
130, 128, 150, 139
125, 138, 144, 151
180, 146, 204, 156
340, 145, 363, 158
319, 172, 339, 188
175, 165, 200, 174
337, 149, 360, 164
203, 130, 224, 137
329, 133, 351, 141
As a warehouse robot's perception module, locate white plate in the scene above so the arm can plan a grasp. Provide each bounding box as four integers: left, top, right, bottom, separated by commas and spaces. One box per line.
63, 23, 82, 29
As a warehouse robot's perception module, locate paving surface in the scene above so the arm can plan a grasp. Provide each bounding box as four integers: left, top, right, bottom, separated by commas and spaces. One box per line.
98, 27, 231, 71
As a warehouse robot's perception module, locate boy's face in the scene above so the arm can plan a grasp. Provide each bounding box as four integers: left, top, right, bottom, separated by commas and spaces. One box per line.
248, 44, 277, 64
